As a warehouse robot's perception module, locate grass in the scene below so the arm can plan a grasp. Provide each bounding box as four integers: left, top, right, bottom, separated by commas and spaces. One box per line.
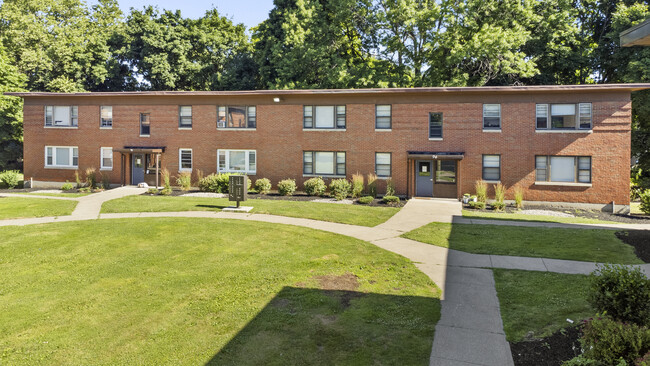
462, 209, 619, 224
0, 197, 77, 219
0, 218, 440, 365
402, 222, 642, 264
494, 269, 593, 342
6, 192, 90, 198
101, 195, 400, 227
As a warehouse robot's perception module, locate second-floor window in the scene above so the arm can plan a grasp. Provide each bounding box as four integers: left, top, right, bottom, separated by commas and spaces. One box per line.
217, 106, 256, 129
100, 106, 112, 128
140, 113, 150, 136
179, 106, 192, 128
483, 104, 501, 129
45, 106, 78, 127
375, 105, 391, 129
303, 106, 346, 129
536, 103, 592, 130
429, 112, 443, 138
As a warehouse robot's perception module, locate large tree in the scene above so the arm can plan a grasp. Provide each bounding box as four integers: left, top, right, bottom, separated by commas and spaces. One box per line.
0, 46, 27, 171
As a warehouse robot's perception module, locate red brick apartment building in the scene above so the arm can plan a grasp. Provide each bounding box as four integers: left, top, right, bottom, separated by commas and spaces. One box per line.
8, 84, 650, 212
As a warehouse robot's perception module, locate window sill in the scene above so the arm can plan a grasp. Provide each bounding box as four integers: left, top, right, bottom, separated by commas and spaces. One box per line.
375, 129, 392, 132
435, 181, 457, 185
429, 138, 443, 141
534, 181, 592, 187
100, 168, 113, 172
45, 126, 78, 129
218, 171, 256, 175
535, 129, 593, 134
483, 180, 501, 184
140, 135, 150, 138
302, 128, 346, 132
100, 126, 112, 130
303, 174, 346, 178
178, 127, 192, 130
217, 128, 256, 131
44, 166, 78, 170
483, 129, 501, 133
178, 169, 192, 173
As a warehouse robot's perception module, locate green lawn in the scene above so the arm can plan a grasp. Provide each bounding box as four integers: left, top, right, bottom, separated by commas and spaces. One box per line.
463, 209, 619, 224
494, 269, 593, 342
0, 197, 77, 219
101, 195, 400, 227
402, 223, 642, 264
0, 218, 439, 365
7, 192, 90, 198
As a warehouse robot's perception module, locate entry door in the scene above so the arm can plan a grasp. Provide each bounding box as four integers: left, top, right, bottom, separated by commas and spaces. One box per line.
132, 154, 145, 185
416, 160, 433, 196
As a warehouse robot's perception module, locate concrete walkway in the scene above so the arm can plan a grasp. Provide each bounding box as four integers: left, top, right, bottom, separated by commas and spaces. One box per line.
3, 193, 649, 365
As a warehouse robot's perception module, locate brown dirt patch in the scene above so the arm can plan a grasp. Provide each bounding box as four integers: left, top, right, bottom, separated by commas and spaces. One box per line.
510, 325, 582, 366
314, 272, 360, 291
615, 231, 650, 263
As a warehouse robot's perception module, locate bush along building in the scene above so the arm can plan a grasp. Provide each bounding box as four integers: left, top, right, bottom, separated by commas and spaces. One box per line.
8, 84, 650, 213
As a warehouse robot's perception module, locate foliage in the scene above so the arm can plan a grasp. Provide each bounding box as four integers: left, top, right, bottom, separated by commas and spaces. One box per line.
161, 168, 171, 190
588, 264, 650, 326
254, 178, 271, 194
277, 179, 296, 196
562, 355, 606, 366
75, 170, 82, 189
147, 187, 158, 195
0, 45, 26, 171
580, 316, 650, 365
468, 201, 486, 210
198, 173, 229, 193
493, 183, 506, 211
61, 181, 74, 191
195, 169, 204, 185
358, 196, 373, 204
329, 179, 351, 200
0, 169, 20, 188
475, 180, 487, 203
386, 177, 395, 196
85, 167, 97, 188
176, 172, 192, 191
351, 173, 364, 198
367, 173, 378, 198
160, 187, 172, 196
382, 195, 400, 204
640, 190, 650, 215
101, 172, 111, 190
303, 177, 326, 196
513, 185, 524, 209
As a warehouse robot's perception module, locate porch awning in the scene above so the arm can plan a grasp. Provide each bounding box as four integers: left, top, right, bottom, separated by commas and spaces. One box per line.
114, 146, 166, 154
407, 151, 464, 160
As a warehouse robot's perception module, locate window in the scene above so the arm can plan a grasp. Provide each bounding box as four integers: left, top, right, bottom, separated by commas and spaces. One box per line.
140, 113, 150, 136
429, 112, 443, 138
179, 106, 192, 128
483, 104, 501, 129
179, 149, 192, 171
218, 149, 256, 174
536, 103, 592, 130
535, 156, 592, 183
100, 106, 112, 128
436, 160, 456, 183
303, 151, 345, 176
482, 155, 501, 181
45, 106, 78, 127
100, 147, 113, 170
45, 146, 78, 168
375, 153, 391, 177
375, 105, 391, 129
217, 106, 256, 129
303, 106, 346, 129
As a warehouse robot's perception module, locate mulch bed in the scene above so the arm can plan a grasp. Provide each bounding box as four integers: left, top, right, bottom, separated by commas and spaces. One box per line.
464, 204, 650, 224
511, 325, 583, 366
615, 231, 650, 263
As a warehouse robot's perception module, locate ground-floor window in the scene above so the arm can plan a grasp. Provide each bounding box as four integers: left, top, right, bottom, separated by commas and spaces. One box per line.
375, 152, 391, 177
179, 149, 192, 172
435, 160, 456, 183
45, 146, 78, 168
482, 155, 501, 181
303, 151, 345, 176
218, 149, 256, 174
100, 147, 113, 170
536, 155, 591, 183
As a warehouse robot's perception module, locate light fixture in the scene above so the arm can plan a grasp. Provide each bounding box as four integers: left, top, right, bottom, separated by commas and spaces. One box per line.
273, 97, 281, 103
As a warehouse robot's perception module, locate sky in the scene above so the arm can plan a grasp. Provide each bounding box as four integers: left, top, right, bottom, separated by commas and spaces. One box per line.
88, 0, 275, 29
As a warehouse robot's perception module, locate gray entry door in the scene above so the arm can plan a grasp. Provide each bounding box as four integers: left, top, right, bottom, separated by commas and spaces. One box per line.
416, 160, 433, 196
132, 154, 145, 185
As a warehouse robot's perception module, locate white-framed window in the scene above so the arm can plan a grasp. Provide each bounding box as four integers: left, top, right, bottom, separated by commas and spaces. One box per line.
482, 155, 501, 181
45, 146, 78, 168
483, 104, 501, 129
375, 105, 391, 129
536, 156, 591, 183
45, 106, 78, 127
375, 152, 391, 177
100, 106, 112, 128
100, 147, 113, 170
179, 106, 192, 128
536, 103, 592, 130
303, 106, 346, 129
303, 151, 345, 176
179, 149, 192, 171
218, 149, 256, 174
217, 106, 256, 129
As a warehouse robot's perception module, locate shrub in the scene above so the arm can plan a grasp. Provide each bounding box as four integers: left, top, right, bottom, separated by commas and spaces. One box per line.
176, 172, 192, 191
358, 196, 373, 204
640, 189, 650, 215
580, 316, 650, 364
255, 178, 271, 194
61, 181, 74, 191
469, 201, 486, 210
588, 264, 650, 326
147, 188, 159, 195
160, 187, 172, 195
75, 170, 82, 188
198, 173, 229, 193
0, 170, 20, 188
494, 183, 505, 205
85, 167, 97, 188
367, 173, 378, 198
382, 195, 400, 204
514, 185, 524, 209
304, 177, 326, 196
101, 172, 111, 190
475, 180, 487, 203
161, 168, 172, 191
329, 179, 351, 200
351, 173, 364, 198
278, 179, 296, 196
78, 187, 91, 193
492, 201, 506, 211
386, 177, 396, 196
561, 355, 602, 366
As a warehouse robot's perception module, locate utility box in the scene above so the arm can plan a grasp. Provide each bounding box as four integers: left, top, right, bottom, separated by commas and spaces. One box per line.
228, 175, 248, 207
